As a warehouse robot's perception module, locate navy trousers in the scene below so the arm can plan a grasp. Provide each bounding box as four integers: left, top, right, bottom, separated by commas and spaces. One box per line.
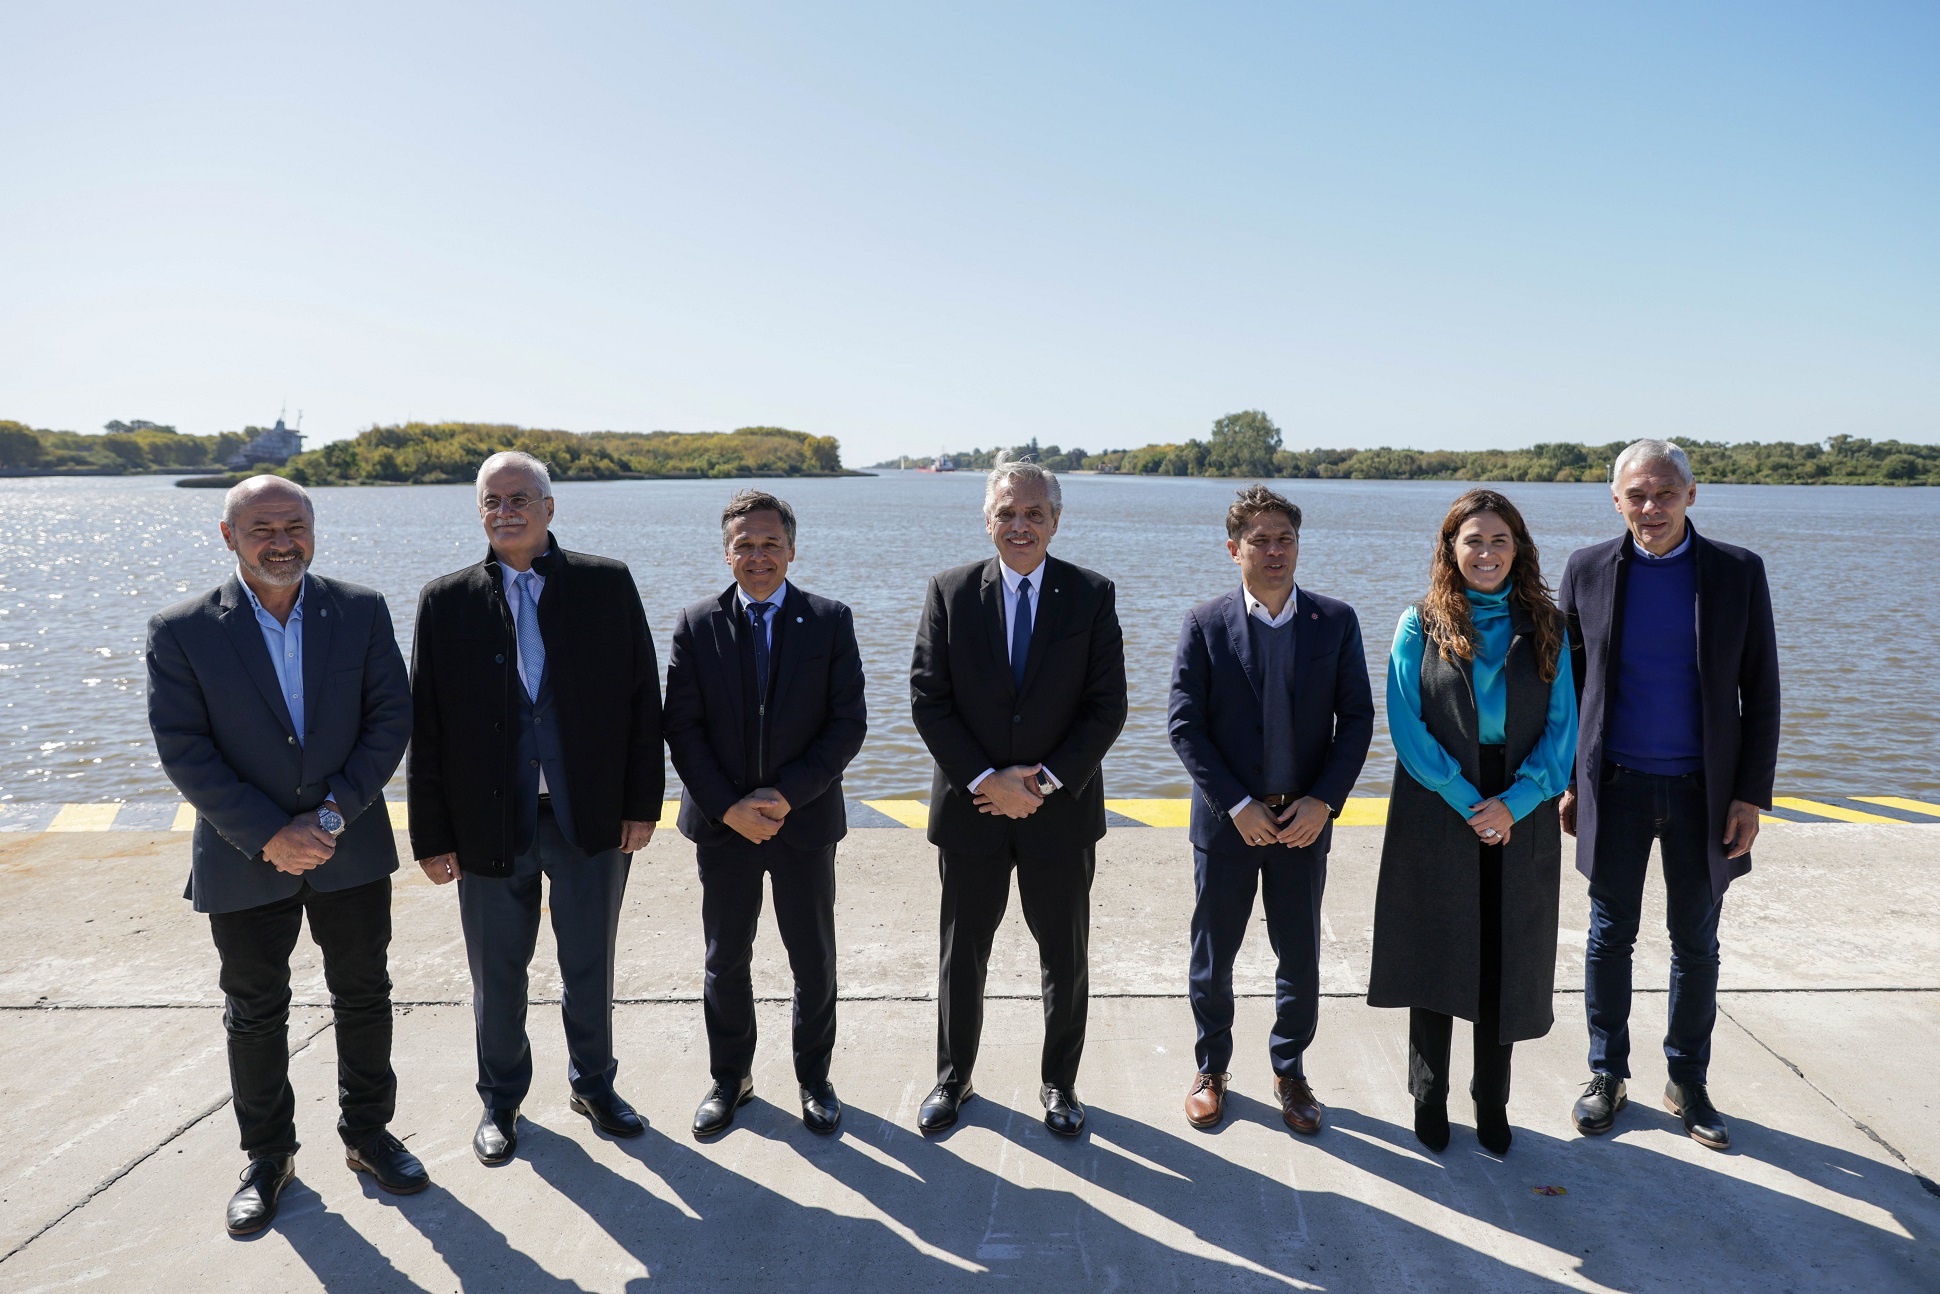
458, 807, 631, 1108
1585, 764, 1723, 1085
1188, 842, 1326, 1080
698, 840, 839, 1087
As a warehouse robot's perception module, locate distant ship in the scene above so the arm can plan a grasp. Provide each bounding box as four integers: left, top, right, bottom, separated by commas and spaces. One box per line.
917, 452, 956, 473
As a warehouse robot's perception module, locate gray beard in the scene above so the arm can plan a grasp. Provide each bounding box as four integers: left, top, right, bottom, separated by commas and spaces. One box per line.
240, 552, 308, 589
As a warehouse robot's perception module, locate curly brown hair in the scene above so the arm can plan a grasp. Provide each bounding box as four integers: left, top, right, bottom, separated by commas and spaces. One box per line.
1421, 489, 1564, 683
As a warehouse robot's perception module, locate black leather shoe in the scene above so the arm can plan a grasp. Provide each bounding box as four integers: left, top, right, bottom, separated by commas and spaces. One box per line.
692, 1076, 754, 1138
1573, 1074, 1628, 1135
226, 1154, 294, 1236
918, 1080, 973, 1134
1414, 1100, 1449, 1153
1664, 1080, 1731, 1150
1475, 1103, 1513, 1155
473, 1107, 519, 1166
571, 1089, 646, 1138
1041, 1084, 1087, 1137
346, 1131, 430, 1194
800, 1081, 843, 1134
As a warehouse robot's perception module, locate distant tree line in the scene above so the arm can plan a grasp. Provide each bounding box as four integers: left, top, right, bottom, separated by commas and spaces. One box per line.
0, 419, 255, 473
278, 422, 847, 485
879, 411, 1940, 485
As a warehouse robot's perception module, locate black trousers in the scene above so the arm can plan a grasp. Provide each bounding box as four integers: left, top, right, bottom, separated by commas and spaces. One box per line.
207, 875, 396, 1159
1408, 746, 1514, 1109
698, 840, 839, 1087
1189, 842, 1326, 1080
458, 807, 631, 1108
936, 833, 1094, 1091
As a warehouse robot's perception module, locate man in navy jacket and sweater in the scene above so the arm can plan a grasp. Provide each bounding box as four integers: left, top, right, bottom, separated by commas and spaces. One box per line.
664, 490, 867, 1138
1559, 439, 1780, 1151
1167, 486, 1375, 1135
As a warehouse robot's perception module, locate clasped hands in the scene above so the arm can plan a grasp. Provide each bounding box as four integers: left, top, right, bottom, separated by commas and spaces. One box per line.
723, 788, 791, 844
415, 815, 659, 886
974, 765, 1046, 819
1466, 797, 1514, 846
1233, 796, 1330, 848
263, 801, 339, 876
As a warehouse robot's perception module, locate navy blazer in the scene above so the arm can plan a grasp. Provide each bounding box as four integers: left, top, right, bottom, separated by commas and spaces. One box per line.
1167, 586, 1376, 854
664, 582, 867, 851
146, 573, 411, 914
1559, 524, 1780, 896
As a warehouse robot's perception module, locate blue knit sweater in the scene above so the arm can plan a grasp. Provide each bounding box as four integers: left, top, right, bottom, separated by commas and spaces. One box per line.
1606, 540, 1705, 775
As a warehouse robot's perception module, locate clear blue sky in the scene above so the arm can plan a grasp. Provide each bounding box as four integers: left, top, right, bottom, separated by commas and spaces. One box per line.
3, 1, 1935, 464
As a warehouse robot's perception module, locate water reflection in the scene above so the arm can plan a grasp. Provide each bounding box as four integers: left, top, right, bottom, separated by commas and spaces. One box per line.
0, 473, 1933, 801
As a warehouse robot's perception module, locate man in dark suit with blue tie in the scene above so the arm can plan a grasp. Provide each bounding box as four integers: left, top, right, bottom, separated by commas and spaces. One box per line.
1167, 486, 1375, 1134
909, 455, 1128, 1137
663, 490, 867, 1138
147, 475, 426, 1235
409, 452, 664, 1166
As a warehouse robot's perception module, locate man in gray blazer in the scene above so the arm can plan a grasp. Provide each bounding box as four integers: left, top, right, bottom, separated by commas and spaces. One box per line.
147, 476, 425, 1236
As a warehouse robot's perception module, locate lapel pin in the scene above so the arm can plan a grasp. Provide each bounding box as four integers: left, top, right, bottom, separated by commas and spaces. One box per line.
795, 616, 803, 623
1310, 612, 1318, 619
320, 608, 328, 618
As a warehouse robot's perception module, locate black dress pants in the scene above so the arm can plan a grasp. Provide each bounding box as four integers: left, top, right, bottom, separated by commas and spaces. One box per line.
1408, 746, 1514, 1109
936, 831, 1094, 1091
207, 875, 396, 1159
698, 840, 839, 1087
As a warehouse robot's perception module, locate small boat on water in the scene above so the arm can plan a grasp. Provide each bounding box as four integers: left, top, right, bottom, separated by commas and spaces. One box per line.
916, 452, 956, 473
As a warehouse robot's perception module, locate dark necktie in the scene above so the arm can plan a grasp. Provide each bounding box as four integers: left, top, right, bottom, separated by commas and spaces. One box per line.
1011, 576, 1032, 691
748, 601, 773, 696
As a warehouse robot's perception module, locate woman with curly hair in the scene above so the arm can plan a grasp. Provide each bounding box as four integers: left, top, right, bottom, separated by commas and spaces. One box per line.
1368, 489, 1578, 1155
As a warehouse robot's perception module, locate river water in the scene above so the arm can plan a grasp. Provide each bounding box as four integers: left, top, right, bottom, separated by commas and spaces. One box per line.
2, 473, 1934, 802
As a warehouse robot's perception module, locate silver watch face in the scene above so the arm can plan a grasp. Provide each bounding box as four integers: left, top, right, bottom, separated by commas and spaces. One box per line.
317, 807, 346, 836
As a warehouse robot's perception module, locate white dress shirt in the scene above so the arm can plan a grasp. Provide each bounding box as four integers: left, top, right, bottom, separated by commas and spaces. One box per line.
500, 557, 549, 794
1229, 582, 1300, 819
969, 558, 1063, 795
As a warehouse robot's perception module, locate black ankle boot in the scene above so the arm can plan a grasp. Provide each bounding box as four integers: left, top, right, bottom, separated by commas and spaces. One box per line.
1475, 1103, 1512, 1155
1414, 1100, 1449, 1152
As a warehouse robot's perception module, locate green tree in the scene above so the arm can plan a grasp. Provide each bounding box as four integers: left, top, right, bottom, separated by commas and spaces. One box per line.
0, 423, 44, 468
1205, 410, 1282, 477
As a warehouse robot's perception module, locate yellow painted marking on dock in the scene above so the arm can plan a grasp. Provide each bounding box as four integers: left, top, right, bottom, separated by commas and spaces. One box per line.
1854, 796, 1940, 819
659, 800, 682, 829
171, 803, 197, 831
47, 804, 121, 832
1336, 798, 1389, 827
1104, 799, 1190, 827
1770, 797, 1904, 825
861, 800, 930, 829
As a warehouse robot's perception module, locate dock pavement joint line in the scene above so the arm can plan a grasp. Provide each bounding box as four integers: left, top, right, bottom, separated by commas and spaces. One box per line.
0, 1017, 338, 1267
1718, 1001, 1940, 1201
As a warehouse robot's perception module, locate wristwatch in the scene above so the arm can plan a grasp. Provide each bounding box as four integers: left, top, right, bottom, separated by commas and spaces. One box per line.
1034, 770, 1056, 796
317, 805, 346, 837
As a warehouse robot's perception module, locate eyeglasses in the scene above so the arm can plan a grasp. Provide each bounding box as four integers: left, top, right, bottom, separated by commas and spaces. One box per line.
480, 494, 544, 513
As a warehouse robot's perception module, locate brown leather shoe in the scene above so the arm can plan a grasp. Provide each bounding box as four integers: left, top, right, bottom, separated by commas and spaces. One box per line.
1274, 1075, 1323, 1134
1185, 1073, 1228, 1129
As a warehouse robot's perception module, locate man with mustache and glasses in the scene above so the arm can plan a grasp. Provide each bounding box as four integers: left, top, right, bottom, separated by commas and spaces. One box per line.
147, 475, 424, 1235
408, 452, 664, 1167
909, 453, 1128, 1137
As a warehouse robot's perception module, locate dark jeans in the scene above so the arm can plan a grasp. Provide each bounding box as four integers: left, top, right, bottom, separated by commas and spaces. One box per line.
207, 876, 396, 1159
458, 807, 631, 1108
698, 840, 839, 1087
1408, 745, 1514, 1108
1585, 763, 1722, 1085
937, 834, 1094, 1090
1188, 842, 1325, 1080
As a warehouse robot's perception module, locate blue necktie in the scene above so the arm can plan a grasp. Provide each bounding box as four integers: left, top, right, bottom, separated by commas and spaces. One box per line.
1011, 576, 1032, 691
514, 570, 545, 700
748, 601, 773, 697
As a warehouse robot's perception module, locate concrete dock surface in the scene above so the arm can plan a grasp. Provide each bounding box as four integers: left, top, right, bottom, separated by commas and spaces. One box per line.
1, 822, 1936, 1291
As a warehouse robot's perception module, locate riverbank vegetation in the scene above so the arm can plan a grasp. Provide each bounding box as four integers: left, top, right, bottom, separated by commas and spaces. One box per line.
0, 420, 246, 473
875, 411, 1940, 485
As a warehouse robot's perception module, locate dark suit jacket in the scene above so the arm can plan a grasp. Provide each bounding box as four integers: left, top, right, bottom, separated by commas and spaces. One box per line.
407, 537, 664, 876
1167, 586, 1376, 854
146, 573, 411, 915
910, 555, 1128, 851
665, 582, 868, 850
1559, 524, 1780, 896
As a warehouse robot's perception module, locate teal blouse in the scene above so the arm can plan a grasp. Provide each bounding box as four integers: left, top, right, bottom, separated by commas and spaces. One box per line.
1387, 587, 1578, 823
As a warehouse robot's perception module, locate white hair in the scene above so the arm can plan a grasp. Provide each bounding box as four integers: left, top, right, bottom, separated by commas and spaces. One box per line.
222, 474, 313, 526
475, 450, 554, 500
983, 451, 1062, 518
1611, 439, 1693, 487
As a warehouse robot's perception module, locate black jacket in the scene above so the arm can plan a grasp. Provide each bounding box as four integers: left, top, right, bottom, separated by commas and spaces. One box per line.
664, 581, 867, 850
910, 554, 1127, 850
1559, 524, 1780, 896
407, 538, 664, 875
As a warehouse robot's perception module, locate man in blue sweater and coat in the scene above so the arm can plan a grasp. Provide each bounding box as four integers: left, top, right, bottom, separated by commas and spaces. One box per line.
1167, 486, 1375, 1134
1559, 439, 1781, 1151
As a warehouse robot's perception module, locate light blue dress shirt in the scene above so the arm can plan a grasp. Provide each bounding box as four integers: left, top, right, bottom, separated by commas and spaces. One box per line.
734, 579, 791, 649
1387, 587, 1577, 823
242, 577, 305, 747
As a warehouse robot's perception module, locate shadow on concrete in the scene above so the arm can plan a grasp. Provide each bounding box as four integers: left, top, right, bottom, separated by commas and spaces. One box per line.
271, 1177, 438, 1294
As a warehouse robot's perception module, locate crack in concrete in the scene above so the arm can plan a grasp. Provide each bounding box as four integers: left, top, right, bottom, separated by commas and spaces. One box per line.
1719, 1002, 1940, 1201
0, 1018, 339, 1267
